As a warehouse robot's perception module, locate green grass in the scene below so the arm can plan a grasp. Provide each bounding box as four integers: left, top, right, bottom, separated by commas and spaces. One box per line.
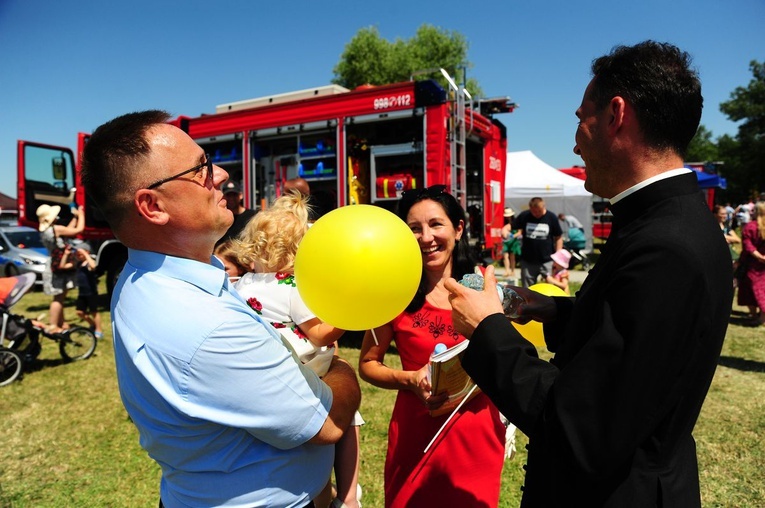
1, 281, 763, 507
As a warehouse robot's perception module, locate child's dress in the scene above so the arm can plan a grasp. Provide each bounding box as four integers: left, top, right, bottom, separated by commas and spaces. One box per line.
552, 268, 569, 283
235, 271, 365, 428
234, 272, 335, 376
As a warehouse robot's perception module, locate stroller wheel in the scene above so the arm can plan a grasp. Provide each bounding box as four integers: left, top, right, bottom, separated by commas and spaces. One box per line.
0, 348, 23, 387
59, 327, 97, 362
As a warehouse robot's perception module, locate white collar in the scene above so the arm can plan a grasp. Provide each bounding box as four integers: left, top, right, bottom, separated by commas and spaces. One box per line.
609, 168, 691, 205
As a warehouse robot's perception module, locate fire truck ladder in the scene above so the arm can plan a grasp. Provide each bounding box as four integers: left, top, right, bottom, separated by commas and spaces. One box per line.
443, 70, 471, 210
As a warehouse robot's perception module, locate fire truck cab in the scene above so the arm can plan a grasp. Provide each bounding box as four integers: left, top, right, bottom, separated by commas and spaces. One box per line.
17, 75, 514, 293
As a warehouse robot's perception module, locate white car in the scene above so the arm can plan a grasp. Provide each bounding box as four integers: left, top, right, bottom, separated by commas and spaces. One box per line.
0, 226, 49, 283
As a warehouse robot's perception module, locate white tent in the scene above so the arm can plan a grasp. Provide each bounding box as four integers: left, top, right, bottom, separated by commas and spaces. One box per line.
504, 150, 593, 250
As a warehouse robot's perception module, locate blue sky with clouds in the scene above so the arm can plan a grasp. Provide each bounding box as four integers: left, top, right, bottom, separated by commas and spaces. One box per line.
1, 0, 762, 197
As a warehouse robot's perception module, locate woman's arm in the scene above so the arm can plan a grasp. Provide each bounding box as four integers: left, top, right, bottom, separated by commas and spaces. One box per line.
725, 229, 741, 245
358, 323, 441, 405
55, 206, 85, 237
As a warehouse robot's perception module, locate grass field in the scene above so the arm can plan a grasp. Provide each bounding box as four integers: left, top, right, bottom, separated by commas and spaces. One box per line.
1, 280, 763, 507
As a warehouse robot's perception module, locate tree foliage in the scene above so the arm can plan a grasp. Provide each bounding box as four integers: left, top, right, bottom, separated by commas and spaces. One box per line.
332, 25, 483, 97
686, 125, 719, 162
718, 60, 765, 201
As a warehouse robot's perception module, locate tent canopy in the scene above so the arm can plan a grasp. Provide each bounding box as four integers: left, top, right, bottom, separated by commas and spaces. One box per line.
690, 168, 727, 189
505, 150, 593, 250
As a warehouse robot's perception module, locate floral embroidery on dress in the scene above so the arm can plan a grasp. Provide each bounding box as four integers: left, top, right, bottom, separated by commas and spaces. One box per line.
445, 324, 460, 341
411, 311, 430, 329
291, 324, 308, 340
275, 272, 296, 287
246, 297, 263, 314
429, 315, 446, 339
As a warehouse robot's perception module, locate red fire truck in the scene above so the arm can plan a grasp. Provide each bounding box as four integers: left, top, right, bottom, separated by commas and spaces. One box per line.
17, 76, 514, 292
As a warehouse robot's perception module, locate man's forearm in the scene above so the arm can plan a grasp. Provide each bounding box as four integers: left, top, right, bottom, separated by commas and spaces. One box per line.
319, 357, 361, 437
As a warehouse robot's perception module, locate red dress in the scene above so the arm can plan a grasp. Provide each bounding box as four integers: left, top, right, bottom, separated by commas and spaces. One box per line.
384, 301, 505, 508
737, 221, 765, 310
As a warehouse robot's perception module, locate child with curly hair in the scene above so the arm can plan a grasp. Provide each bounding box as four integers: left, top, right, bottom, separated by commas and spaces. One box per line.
234, 190, 363, 508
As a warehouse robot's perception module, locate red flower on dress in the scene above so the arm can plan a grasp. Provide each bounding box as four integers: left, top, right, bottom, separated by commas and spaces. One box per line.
292, 325, 308, 340
275, 272, 296, 287
246, 297, 263, 314
272, 322, 286, 329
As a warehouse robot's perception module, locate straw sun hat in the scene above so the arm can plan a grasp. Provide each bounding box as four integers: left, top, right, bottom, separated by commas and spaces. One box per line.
35, 204, 61, 232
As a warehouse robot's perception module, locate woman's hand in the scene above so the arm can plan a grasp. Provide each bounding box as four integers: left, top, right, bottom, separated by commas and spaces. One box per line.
410, 363, 448, 410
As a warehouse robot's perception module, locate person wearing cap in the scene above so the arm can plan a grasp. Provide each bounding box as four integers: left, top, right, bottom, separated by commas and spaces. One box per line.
217, 180, 258, 246
500, 207, 522, 280
36, 202, 85, 332
59, 241, 103, 339
545, 248, 571, 294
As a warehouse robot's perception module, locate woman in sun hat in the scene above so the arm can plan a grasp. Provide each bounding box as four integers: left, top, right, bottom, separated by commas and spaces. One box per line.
36, 202, 85, 332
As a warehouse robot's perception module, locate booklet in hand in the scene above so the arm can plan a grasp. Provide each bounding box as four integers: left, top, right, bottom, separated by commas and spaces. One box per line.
428, 340, 481, 417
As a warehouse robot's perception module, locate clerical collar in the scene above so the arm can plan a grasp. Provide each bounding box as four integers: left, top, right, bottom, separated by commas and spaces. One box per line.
609, 168, 691, 205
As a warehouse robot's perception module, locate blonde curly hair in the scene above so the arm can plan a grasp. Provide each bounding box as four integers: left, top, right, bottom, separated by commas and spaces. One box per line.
234, 190, 312, 273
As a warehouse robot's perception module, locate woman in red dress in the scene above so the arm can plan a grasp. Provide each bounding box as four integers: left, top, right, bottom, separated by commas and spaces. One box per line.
737, 201, 765, 325
359, 186, 506, 507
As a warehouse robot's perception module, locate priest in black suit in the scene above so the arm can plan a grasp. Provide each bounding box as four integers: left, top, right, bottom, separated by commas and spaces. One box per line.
445, 41, 732, 508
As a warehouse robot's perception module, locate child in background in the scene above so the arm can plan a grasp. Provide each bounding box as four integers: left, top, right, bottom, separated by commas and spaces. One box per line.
501, 208, 522, 280
546, 249, 572, 295
214, 240, 248, 283
60, 242, 103, 338
233, 190, 363, 508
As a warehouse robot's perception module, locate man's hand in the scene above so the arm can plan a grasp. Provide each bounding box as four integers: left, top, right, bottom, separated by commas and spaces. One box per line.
310, 356, 361, 445
444, 265, 504, 338
504, 285, 559, 325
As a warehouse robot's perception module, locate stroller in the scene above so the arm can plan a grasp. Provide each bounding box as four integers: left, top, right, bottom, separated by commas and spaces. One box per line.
564, 227, 591, 271
0, 273, 97, 386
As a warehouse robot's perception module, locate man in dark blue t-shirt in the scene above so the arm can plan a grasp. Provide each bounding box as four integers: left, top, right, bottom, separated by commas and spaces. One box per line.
513, 197, 563, 287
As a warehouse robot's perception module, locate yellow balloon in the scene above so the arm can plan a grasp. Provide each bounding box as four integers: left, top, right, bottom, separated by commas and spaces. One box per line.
294, 205, 422, 330
528, 282, 569, 298
511, 282, 569, 347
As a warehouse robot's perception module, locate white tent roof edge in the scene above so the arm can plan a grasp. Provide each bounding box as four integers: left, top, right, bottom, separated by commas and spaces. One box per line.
504, 150, 594, 252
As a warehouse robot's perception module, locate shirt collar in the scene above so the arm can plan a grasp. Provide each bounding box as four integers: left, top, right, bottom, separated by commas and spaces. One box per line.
609, 168, 691, 205
127, 248, 229, 296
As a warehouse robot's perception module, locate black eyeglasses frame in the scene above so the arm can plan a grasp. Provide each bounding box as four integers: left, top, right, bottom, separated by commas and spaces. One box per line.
145, 154, 214, 190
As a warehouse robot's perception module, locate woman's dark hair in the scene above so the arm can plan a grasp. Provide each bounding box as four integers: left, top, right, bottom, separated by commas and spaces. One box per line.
397, 186, 476, 312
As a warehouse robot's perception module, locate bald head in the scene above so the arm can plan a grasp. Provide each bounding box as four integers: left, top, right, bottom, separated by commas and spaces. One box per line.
284, 177, 310, 197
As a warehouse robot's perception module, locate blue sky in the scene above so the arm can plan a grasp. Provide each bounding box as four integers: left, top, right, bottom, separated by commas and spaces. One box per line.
1, 0, 762, 198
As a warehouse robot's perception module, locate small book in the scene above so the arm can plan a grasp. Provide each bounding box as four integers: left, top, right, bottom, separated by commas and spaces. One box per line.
428, 340, 481, 417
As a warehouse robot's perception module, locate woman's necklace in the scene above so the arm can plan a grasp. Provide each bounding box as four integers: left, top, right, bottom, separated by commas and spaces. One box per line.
425, 283, 451, 309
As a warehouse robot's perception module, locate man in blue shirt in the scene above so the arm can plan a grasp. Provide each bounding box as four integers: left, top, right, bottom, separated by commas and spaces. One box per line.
81, 110, 360, 508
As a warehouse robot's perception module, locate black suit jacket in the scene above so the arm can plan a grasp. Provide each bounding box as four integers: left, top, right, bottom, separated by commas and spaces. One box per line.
463, 173, 732, 507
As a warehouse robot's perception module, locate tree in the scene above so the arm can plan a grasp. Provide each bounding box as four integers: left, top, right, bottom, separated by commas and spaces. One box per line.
332, 25, 483, 97
719, 60, 765, 200
686, 125, 719, 162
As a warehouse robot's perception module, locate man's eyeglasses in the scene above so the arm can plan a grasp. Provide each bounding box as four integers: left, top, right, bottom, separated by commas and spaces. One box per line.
145, 154, 214, 190
399, 185, 448, 210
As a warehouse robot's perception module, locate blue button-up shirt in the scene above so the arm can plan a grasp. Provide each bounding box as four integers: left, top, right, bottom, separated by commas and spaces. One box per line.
112, 249, 333, 507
